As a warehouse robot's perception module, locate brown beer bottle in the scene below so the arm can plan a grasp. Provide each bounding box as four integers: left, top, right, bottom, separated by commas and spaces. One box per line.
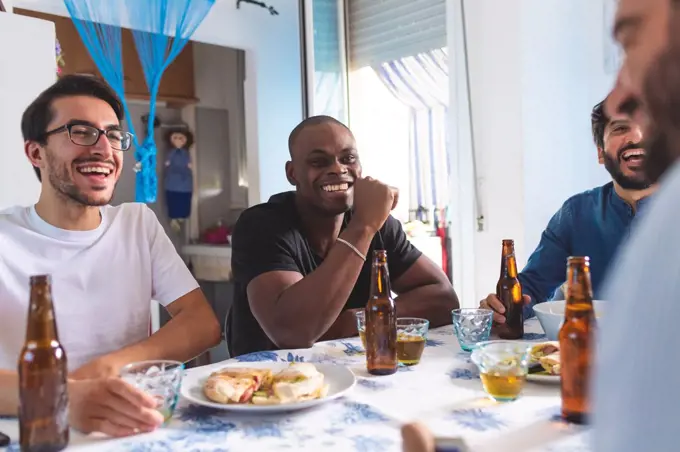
18, 275, 69, 452
496, 239, 524, 339
365, 250, 397, 376
559, 256, 596, 425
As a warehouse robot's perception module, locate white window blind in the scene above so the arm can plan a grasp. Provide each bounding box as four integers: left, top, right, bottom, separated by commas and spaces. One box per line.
348, 0, 446, 70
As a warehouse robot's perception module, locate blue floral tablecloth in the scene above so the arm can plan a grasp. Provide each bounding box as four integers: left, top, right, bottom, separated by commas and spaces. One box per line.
0, 319, 591, 451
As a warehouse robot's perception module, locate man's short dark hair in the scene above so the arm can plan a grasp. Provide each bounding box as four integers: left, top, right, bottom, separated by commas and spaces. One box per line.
591, 99, 610, 150
21, 75, 125, 182
287, 115, 352, 156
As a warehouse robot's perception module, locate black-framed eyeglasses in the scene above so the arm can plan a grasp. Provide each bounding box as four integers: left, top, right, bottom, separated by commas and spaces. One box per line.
42, 123, 134, 151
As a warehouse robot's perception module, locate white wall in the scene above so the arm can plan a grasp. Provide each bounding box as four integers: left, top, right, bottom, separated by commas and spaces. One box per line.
13, 0, 304, 206
520, 0, 613, 253
193, 43, 247, 209
0, 13, 56, 210
447, 0, 616, 307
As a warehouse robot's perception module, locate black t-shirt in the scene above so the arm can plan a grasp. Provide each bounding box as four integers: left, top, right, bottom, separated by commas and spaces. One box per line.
226, 191, 422, 357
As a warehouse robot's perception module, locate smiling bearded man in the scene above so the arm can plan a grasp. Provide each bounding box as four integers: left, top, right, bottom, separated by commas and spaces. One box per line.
478, 96, 657, 326
227, 115, 459, 357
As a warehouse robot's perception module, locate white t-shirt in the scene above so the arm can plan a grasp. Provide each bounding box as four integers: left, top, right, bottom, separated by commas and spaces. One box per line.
0, 203, 199, 371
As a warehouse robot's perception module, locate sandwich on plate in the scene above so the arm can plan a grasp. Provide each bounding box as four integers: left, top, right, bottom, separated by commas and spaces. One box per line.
203, 363, 329, 405
203, 367, 273, 404
538, 353, 561, 375
253, 363, 329, 405
529, 341, 559, 364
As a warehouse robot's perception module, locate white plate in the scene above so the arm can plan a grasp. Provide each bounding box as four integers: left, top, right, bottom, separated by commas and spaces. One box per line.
526, 372, 560, 383
180, 362, 356, 413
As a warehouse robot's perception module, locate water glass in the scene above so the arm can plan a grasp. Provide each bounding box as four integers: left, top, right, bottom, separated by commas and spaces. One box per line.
452, 308, 493, 351
355, 310, 366, 349
470, 341, 532, 402
396, 318, 429, 366
120, 360, 184, 422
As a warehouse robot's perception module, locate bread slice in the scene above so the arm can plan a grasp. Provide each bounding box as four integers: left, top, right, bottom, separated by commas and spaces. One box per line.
530, 341, 560, 363
538, 353, 561, 375
203, 367, 273, 404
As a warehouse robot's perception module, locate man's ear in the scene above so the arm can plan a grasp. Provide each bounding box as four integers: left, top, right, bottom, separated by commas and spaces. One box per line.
285, 161, 297, 186
25, 141, 43, 172
597, 146, 605, 165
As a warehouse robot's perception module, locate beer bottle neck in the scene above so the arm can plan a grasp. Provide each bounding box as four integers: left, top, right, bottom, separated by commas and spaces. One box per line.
25, 285, 59, 344
370, 262, 392, 298
565, 265, 594, 307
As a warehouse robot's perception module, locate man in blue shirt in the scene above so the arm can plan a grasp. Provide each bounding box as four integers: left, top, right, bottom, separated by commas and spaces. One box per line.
479, 97, 657, 324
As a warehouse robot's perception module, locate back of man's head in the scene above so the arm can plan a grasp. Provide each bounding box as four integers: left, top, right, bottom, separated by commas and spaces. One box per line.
21, 75, 124, 181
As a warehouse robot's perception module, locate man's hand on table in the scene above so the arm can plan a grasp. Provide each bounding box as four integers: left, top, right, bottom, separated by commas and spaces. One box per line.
68, 378, 164, 437
479, 293, 531, 328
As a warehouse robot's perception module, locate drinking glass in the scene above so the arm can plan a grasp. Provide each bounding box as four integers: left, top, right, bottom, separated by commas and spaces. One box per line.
452, 308, 493, 351
355, 310, 366, 349
396, 318, 429, 366
470, 341, 532, 402
120, 360, 184, 423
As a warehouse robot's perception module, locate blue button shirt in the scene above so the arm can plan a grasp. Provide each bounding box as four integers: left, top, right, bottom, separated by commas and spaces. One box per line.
518, 182, 651, 318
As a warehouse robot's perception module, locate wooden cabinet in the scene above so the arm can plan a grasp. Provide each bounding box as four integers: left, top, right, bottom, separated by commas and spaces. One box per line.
15, 8, 197, 105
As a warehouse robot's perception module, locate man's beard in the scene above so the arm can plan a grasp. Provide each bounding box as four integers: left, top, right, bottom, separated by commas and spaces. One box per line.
642, 33, 680, 184
46, 153, 113, 207
643, 124, 677, 184
602, 151, 651, 190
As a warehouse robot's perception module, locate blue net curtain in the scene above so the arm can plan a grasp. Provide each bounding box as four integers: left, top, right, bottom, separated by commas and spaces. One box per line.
373, 48, 449, 226
63, 0, 216, 203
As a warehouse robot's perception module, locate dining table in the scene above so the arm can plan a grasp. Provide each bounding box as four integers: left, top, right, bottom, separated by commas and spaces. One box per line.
0, 318, 591, 451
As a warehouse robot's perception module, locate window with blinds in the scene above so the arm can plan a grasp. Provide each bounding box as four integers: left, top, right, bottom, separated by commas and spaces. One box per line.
347, 0, 446, 70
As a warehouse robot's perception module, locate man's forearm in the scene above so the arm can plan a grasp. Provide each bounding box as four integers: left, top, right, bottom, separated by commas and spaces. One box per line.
0, 370, 18, 415
395, 283, 459, 328
269, 223, 375, 348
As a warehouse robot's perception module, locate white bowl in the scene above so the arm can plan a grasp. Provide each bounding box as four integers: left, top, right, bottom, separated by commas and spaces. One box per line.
533, 300, 607, 340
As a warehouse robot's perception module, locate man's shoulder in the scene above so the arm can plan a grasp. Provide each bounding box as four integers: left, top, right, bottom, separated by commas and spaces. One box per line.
234, 192, 297, 234
0, 206, 32, 246
560, 182, 613, 211
0, 205, 30, 225
379, 214, 402, 234
104, 202, 156, 223
102, 203, 163, 242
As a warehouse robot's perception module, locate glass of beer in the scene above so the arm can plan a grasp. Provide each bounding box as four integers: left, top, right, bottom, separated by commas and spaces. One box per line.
470, 341, 532, 402
120, 360, 184, 423
355, 310, 366, 349
396, 318, 429, 366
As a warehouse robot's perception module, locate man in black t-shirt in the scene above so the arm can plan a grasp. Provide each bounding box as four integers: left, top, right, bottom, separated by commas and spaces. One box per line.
227, 115, 459, 357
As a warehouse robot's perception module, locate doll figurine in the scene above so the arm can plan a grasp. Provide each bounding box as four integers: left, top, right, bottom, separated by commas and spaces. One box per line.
164, 128, 194, 232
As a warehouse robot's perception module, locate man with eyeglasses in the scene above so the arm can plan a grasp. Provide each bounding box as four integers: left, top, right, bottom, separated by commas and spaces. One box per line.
0, 75, 221, 437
